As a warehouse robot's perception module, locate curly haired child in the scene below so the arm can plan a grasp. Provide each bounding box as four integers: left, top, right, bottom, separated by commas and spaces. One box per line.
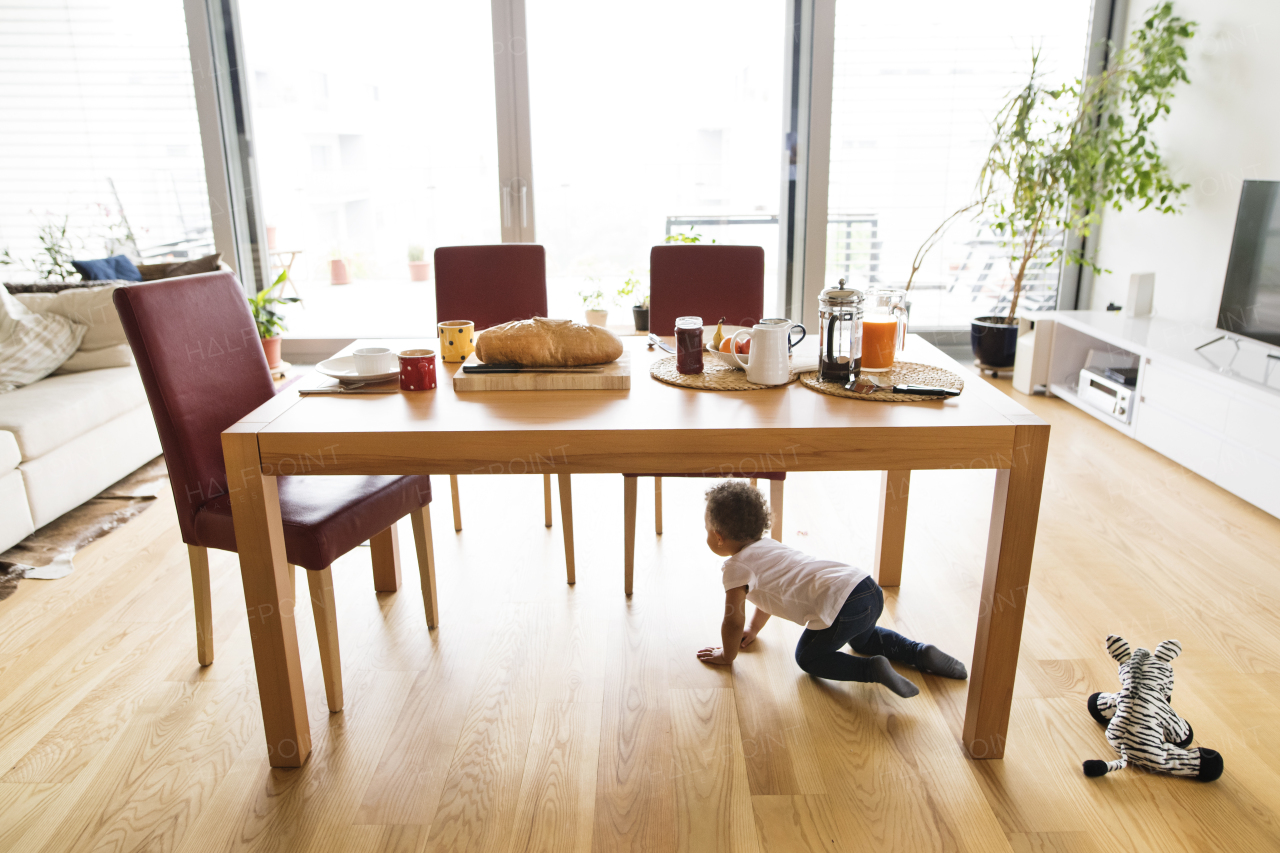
696, 480, 968, 697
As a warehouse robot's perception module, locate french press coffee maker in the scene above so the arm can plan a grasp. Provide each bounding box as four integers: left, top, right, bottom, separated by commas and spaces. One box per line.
818, 278, 864, 385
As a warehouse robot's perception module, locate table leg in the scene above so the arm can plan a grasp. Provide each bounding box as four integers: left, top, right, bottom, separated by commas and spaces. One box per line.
963, 423, 1050, 759
623, 476, 637, 596
874, 470, 911, 587
222, 426, 311, 768
558, 473, 576, 584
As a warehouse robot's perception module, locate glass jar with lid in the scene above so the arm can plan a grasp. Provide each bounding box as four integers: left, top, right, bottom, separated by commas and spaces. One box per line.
818, 278, 864, 385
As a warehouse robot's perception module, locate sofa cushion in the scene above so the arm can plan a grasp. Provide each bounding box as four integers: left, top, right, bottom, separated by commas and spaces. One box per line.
0, 288, 87, 393
136, 253, 225, 281
0, 367, 148, 461
72, 255, 142, 282
0, 431, 19, 471
15, 284, 128, 352
55, 343, 134, 373
20, 405, 160, 529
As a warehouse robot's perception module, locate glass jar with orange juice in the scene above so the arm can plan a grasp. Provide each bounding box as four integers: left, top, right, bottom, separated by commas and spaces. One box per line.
862, 289, 908, 372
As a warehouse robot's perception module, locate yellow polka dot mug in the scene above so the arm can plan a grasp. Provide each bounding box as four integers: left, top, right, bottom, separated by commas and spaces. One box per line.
438, 320, 476, 363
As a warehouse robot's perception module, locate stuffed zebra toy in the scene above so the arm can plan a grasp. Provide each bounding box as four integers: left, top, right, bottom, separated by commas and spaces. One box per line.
1083, 635, 1223, 781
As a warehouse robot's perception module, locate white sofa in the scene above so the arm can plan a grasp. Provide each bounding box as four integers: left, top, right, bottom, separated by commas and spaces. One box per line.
0, 285, 161, 552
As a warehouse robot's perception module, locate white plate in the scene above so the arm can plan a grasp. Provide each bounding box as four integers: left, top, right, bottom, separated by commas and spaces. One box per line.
316, 356, 399, 384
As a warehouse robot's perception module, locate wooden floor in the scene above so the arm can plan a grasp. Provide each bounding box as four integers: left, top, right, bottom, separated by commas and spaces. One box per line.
3, 374, 1280, 853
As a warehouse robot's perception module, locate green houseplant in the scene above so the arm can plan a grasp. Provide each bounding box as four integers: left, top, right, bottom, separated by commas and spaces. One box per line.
579, 283, 607, 327
963, 2, 1195, 367
618, 273, 649, 332
248, 270, 301, 369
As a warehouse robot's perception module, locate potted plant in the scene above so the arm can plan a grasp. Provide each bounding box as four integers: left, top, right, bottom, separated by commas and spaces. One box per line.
329, 249, 350, 285
949, 2, 1195, 368
249, 270, 301, 369
408, 245, 431, 281
618, 273, 649, 332
580, 284, 608, 326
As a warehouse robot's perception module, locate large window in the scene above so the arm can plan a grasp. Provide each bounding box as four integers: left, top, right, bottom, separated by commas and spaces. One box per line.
0, 0, 211, 277
826, 0, 1093, 327
238, 0, 500, 336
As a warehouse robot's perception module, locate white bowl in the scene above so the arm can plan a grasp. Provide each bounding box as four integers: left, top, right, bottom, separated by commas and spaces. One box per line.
316, 355, 400, 384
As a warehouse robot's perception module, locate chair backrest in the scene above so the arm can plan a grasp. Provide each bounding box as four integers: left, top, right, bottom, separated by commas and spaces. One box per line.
434, 244, 548, 331
113, 271, 277, 543
649, 244, 765, 336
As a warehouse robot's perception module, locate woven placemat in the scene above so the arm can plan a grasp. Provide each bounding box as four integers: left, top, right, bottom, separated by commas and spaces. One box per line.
649, 355, 799, 391
800, 361, 965, 402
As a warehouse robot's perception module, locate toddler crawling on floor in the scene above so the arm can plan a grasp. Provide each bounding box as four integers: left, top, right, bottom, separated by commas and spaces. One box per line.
696, 480, 967, 696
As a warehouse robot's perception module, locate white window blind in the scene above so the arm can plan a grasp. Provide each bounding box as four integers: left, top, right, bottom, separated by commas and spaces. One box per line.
0, 0, 212, 276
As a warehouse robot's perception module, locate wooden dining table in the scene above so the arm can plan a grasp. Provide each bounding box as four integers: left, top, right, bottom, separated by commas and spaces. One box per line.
223, 334, 1048, 768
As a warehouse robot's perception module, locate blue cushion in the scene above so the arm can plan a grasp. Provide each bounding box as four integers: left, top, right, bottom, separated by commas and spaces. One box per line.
72, 255, 142, 282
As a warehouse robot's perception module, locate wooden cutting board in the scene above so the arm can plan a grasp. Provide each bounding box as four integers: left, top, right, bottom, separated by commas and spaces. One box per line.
453, 352, 631, 391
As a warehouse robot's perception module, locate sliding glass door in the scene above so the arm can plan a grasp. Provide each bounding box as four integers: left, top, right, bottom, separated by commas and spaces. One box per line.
236, 0, 500, 335
522, 0, 787, 320
825, 0, 1093, 328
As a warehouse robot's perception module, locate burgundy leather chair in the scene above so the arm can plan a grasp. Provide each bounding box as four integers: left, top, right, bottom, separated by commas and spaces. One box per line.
648, 243, 765, 335
623, 244, 783, 594
114, 271, 438, 712
434, 244, 548, 331
433, 244, 576, 582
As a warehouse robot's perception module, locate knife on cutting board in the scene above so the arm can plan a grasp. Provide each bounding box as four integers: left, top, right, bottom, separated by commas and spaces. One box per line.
461, 363, 606, 374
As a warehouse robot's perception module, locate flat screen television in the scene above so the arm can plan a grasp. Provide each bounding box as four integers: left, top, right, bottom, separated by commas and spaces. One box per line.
1218, 179, 1280, 347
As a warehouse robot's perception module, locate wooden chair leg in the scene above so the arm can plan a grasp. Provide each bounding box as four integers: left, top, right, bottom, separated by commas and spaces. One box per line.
543, 473, 553, 528
558, 473, 575, 584
369, 521, 402, 592
770, 480, 784, 542
287, 563, 296, 590
624, 476, 637, 596
449, 474, 462, 531
187, 545, 214, 666
306, 566, 343, 713
654, 476, 663, 535
750, 477, 758, 488
410, 505, 438, 628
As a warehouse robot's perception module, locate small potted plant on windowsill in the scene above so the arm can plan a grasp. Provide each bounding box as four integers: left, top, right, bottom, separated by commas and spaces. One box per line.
408, 245, 431, 281
329, 248, 350, 285
580, 284, 608, 326
618, 273, 649, 332
249, 270, 301, 369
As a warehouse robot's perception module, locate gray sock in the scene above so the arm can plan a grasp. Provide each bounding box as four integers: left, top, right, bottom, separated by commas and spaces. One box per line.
917, 644, 968, 680
869, 655, 920, 698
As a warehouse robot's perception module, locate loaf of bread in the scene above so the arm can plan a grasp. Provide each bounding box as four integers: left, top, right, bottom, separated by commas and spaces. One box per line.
475, 317, 623, 366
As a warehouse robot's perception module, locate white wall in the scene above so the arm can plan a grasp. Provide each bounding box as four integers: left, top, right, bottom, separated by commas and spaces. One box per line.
1090, 0, 1280, 327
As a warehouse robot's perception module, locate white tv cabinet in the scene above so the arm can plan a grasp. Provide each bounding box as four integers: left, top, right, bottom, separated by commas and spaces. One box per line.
1035, 311, 1280, 520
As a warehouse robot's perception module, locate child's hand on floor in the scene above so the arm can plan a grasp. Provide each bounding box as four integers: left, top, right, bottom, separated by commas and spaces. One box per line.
740, 629, 758, 648
696, 646, 734, 666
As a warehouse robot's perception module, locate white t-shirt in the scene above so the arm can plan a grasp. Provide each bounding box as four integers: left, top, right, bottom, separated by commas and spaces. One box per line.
721, 538, 870, 630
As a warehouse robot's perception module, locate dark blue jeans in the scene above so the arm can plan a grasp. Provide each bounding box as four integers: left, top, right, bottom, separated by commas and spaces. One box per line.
794, 577, 926, 681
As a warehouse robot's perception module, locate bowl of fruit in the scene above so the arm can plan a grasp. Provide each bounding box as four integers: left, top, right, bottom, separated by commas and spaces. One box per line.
704, 318, 750, 368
